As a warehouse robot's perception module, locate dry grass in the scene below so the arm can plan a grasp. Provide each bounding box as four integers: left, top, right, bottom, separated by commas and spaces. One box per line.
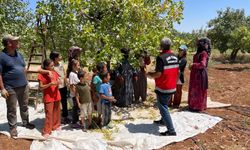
210, 49, 250, 64
185, 49, 250, 69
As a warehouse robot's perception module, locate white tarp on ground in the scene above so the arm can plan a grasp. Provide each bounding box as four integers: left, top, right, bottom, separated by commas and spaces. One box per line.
179, 91, 231, 108
0, 97, 222, 150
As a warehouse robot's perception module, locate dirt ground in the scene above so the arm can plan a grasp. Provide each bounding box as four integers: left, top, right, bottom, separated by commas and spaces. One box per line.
162, 63, 250, 150
0, 63, 250, 150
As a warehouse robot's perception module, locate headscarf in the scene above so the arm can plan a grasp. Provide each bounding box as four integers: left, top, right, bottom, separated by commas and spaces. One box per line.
197, 37, 211, 55
68, 46, 82, 61
120, 48, 130, 60
179, 44, 188, 52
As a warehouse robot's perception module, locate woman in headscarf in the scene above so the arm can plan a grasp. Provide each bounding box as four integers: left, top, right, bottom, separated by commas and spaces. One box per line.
188, 37, 211, 111
112, 48, 137, 107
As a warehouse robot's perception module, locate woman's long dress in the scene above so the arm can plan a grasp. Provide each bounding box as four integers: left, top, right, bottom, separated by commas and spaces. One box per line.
113, 59, 135, 107
188, 51, 209, 111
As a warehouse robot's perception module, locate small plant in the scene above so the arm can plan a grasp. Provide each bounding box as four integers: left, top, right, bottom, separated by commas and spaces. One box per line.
116, 111, 123, 117
147, 96, 155, 104
113, 120, 124, 125
102, 129, 113, 141
148, 108, 157, 120
242, 117, 250, 129
92, 121, 120, 141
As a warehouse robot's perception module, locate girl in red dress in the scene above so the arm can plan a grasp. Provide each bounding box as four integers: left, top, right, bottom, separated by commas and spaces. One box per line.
38, 59, 61, 138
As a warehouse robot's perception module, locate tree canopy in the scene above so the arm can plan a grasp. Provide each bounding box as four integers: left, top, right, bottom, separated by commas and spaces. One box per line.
0, 0, 185, 68
2, 1, 250, 64
0, 0, 34, 55
32, 0, 184, 68
207, 7, 250, 61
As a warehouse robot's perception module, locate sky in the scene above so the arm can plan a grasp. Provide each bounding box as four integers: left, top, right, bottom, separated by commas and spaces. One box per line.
28, 0, 250, 33
174, 0, 250, 33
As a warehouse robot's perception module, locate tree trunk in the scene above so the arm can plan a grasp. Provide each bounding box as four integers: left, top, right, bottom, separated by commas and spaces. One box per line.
230, 49, 239, 62
50, 33, 56, 50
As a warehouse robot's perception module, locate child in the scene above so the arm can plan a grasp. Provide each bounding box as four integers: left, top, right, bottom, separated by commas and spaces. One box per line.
38, 59, 61, 138
90, 67, 98, 103
49, 51, 70, 124
169, 45, 188, 108
67, 46, 82, 78
133, 50, 151, 103
68, 59, 81, 128
91, 62, 107, 124
75, 70, 92, 132
99, 71, 116, 128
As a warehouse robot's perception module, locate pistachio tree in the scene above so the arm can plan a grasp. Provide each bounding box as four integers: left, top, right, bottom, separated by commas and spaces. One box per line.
208, 7, 250, 61
35, 0, 184, 68
0, 0, 35, 56
228, 26, 250, 60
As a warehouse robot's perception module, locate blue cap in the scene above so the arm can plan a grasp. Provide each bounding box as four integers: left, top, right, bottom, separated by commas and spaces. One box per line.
179, 45, 188, 51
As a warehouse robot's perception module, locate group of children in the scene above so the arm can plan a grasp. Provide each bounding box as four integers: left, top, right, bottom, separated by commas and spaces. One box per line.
37, 44, 188, 138
38, 51, 116, 138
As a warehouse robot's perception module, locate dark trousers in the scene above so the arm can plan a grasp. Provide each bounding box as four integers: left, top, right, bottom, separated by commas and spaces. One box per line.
101, 102, 111, 126
6, 85, 29, 129
133, 70, 147, 102
59, 87, 68, 118
72, 97, 79, 124
169, 84, 183, 108
173, 85, 183, 107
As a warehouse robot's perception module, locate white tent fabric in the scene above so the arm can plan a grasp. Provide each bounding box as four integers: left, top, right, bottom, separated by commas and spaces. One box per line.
0, 97, 222, 150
